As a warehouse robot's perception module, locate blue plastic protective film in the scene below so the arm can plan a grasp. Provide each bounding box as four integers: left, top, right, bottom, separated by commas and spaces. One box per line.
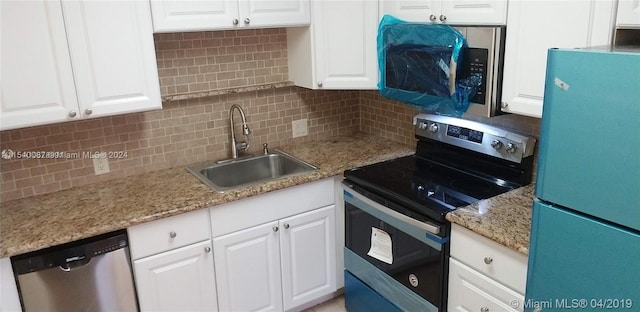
377, 15, 482, 116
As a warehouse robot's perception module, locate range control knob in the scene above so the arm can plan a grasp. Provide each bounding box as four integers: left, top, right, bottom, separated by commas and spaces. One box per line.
418, 122, 428, 130
506, 143, 517, 154
427, 123, 439, 133
491, 140, 503, 150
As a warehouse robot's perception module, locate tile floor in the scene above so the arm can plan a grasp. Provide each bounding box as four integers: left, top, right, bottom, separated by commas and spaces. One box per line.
303, 295, 346, 312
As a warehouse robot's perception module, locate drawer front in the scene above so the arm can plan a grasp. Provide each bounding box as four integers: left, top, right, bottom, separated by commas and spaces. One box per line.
210, 178, 334, 237
448, 258, 524, 312
128, 209, 211, 260
450, 224, 528, 293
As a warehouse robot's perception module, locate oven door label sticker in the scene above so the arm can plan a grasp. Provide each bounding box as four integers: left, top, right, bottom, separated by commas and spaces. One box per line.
367, 228, 393, 264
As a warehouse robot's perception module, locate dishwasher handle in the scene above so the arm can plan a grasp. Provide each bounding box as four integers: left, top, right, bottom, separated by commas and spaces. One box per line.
59, 256, 91, 272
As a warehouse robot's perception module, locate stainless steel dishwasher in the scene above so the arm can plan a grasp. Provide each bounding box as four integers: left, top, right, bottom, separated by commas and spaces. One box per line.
11, 230, 139, 311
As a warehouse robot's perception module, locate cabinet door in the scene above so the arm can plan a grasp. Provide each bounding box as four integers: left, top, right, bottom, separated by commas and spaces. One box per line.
381, 0, 440, 22
448, 258, 523, 312
133, 240, 218, 312
442, 0, 507, 25
239, 0, 310, 28
0, 0, 79, 130
501, 1, 616, 118
617, 0, 640, 27
61, 0, 161, 119
280, 205, 337, 311
150, 0, 239, 32
314, 1, 379, 89
213, 221, 283, 312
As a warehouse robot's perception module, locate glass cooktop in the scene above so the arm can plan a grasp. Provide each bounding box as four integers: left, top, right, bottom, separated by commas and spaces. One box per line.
344, 155, 515, 222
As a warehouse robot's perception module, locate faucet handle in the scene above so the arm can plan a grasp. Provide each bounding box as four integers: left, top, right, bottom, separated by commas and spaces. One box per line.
263, 143, 269, 155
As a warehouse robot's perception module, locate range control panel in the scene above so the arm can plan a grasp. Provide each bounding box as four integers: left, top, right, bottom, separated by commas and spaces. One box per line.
414, 114, 535, 163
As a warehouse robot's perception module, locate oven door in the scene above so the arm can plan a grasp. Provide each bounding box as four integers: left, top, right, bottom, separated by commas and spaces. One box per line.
343, 184, 448, 312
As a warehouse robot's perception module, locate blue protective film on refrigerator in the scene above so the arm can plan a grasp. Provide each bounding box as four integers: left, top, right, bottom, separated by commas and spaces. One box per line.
377, 15, 482, 116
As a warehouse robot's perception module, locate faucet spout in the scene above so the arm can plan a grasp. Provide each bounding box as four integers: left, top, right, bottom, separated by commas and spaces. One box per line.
229, 104, 251, 159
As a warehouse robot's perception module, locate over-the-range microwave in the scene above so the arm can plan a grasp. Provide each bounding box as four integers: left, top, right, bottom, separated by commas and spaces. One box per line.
385, 26, 506, 117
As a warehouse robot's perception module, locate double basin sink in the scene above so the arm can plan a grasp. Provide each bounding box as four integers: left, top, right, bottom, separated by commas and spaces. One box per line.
187, 151, 318, 192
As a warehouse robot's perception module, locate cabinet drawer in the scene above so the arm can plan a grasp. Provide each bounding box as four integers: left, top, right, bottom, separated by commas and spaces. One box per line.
448, 258, 524, 312
450, 224, 528, 293
128, 209, 211, 260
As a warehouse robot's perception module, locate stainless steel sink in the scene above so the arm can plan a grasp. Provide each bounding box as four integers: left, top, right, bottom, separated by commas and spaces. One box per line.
187, 151, 318, 192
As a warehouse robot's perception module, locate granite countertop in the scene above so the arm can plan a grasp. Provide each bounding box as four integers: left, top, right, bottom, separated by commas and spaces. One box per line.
0, 134, 414, 258
446, 184, 536, 256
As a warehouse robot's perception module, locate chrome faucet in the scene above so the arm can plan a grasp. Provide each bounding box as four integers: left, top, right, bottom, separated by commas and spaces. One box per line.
229, 104, 251, 159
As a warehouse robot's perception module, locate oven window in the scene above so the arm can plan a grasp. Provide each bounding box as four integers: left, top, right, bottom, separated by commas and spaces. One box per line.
345, 202, 445, 308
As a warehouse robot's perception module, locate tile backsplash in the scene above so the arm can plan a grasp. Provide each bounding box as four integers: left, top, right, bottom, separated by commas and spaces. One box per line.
155, 29, 288, 96
0, 28, 540, 203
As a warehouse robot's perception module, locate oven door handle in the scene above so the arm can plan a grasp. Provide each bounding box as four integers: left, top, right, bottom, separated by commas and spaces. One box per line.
343, 184, 441, 235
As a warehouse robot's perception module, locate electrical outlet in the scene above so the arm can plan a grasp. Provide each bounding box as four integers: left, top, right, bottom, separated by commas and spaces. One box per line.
93, 152, 110, 175
292, 119, 308, 138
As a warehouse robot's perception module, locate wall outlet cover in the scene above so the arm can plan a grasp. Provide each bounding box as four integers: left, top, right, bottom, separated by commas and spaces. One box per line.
292, 119, 308, 138
93, 152, 110, 175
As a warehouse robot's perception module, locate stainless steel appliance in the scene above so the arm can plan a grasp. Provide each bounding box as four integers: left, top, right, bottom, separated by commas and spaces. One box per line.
343, 114, 535, 312
11, 230, 139, 312
384, 26, 505, 117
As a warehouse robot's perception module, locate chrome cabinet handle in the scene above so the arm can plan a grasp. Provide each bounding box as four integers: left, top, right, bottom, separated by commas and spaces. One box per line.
169, 231, 177, 238
317, 82, 323, 87
69, 111, 77, 118
429, 14, 437, 21
439, 15, 447, 22
84, 109, 92, 115
272, 226, 279, 232
233, 18, 239, 25
244, 18, 250, 24
204, 246, 211, 253
283, 223, 290, 229
481, 307, 489, 312
484, 256, 493, 264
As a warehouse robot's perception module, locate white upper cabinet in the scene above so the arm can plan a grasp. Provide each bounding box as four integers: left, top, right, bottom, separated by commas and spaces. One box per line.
1, 1, 78, 130
62, 1, 162, 119
151, 0, 310, 32
501, 1, 616, 118
617, 0, 640, 27
0, 0, 161, 131
381, 0, 507, 25
287, 0, 379, 89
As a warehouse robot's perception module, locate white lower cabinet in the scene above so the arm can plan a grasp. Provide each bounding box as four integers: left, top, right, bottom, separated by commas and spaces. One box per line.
448, 224, 528, 312
448, 258, 523, 312
214, 205, 337, 312
133, 240, 218, 312
128, 209, 216, 312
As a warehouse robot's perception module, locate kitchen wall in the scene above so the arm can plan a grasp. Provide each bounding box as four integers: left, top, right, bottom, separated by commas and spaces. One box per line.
0, 29, 359, 203
0, 28, 540, 203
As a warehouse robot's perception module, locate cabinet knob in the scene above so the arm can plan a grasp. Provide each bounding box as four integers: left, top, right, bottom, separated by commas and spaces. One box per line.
69, 111, 77, 118
283, 223, 290, 229
481, 307, 490, 312
233, 18, 239, 25
317, 82, 323, 87
84, 109, 92, 116
244, 18, 250, 25
501, 102, 509, 108
272, 226, 279, 232
483, 256, 493, 264
429, 14, 437, 21
204, 246, 211, 253
439, 15, 447, 22
169, 231, 177, 238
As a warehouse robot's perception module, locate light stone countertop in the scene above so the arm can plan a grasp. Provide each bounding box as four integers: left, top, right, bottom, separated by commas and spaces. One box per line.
1, 133, 537, 259
0, 134, 414, 258
446, 184, 536, 256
